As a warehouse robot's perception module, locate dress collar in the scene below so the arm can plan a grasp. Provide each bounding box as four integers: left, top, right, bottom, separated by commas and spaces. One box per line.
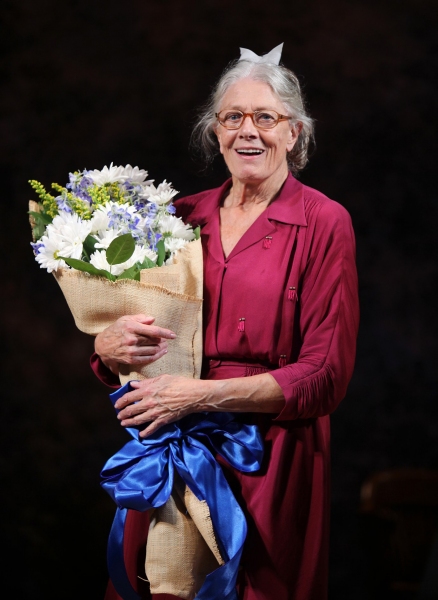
186, 172, 307, 228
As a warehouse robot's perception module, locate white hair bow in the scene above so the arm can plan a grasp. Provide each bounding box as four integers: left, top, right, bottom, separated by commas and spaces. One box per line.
238, 43, 283, 65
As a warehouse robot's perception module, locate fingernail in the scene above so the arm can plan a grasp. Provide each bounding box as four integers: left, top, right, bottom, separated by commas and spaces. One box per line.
170, 334, 176, 339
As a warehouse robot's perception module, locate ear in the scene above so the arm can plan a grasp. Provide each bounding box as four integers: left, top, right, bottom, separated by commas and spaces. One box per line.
286, 122, 302, 153
214, 125, 225, 155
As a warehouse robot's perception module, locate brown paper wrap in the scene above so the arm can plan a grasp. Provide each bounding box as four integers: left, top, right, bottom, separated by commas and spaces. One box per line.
52, 237, 203, 384
146, 475, 224, 599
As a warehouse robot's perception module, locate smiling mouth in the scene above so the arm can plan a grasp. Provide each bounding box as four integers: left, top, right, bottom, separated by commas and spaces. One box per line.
236, 149, 264, 155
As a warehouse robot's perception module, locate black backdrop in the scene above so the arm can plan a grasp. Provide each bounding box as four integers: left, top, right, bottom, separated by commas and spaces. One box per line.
1, 1, 437, 598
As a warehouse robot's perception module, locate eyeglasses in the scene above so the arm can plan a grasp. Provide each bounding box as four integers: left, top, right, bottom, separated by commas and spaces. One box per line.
215, 109, 291, 130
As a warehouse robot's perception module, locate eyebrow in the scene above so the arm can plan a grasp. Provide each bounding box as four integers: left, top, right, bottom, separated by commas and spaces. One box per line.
225, 105, 276, 111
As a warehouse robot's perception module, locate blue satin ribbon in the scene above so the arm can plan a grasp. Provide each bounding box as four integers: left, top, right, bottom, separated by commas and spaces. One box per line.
101, 382, 263, 600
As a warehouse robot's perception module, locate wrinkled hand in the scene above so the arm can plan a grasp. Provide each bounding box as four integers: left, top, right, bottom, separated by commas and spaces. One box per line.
94, 314, 176, 374
114, 375, 214, 437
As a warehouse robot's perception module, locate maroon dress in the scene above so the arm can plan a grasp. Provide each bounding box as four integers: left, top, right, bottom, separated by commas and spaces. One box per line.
93, 173, 359, 600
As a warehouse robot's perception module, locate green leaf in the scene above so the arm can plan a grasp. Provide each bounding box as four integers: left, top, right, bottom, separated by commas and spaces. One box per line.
193, 225, 201, 240
28, 210, 52, 225
116, 264, 140, 281
28, 209, 53, 240
59, 257, 116, 281
138, 256, 157, 270
156, 238, 166, 267
83, 235, 98, 259
106, 233, 135, 265
30, 221, 46, 241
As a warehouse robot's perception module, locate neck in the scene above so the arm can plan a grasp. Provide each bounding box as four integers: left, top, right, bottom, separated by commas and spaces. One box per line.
225, 166, 289, 209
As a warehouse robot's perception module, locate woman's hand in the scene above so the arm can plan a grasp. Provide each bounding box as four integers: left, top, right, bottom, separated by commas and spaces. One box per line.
114, 375, 214, 437
113, 372, 285, 438
94, 314, 176, 374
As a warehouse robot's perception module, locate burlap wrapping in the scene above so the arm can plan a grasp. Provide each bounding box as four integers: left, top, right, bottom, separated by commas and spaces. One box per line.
146, 475, 224, 599
52, 237, 203, 384
30, 200, 222, 595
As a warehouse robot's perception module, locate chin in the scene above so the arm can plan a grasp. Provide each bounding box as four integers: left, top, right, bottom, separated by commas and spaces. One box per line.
231, 166, 266, 183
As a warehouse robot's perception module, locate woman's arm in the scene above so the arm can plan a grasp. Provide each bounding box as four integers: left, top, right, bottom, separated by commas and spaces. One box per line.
114, 372, 285, 438
270, 200, 359, 420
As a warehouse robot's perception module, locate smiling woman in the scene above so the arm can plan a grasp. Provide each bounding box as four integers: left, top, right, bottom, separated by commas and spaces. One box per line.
215, 79, 297, 192
92, 44, 359, 600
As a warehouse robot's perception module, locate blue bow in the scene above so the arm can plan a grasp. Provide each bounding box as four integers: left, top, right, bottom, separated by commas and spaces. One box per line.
101, 382, 264, 600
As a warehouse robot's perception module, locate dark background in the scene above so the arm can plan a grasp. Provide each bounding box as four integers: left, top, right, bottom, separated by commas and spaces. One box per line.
1, 0, 437, 598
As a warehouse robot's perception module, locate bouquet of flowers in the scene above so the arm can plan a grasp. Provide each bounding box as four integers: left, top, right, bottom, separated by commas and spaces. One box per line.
29, 163, 199, 279
28, 163, 204, 383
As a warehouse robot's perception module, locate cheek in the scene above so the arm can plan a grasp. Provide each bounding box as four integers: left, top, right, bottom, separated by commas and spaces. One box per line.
286, 136, 297, 153
218, 136, 225, 155
216, 128, 240, 156
215, 129, 224, 155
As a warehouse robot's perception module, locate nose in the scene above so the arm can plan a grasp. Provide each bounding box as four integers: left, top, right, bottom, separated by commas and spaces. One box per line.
239, 114, 258, 137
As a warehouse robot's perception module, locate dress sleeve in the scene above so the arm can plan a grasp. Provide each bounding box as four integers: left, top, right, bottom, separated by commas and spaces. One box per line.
270, 201, 359, 420
90, 352, 121, 389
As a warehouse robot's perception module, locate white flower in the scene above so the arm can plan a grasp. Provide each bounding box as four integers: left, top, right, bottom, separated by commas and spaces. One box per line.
124, 245, 157, 268
47, 211, 92, 259
158, 215, 195, 240
90, 245, 157, 276
146, 180, 179, 205
156, 180, 175, 194
94, 229, 121, 250
35, 234, 68, 273
89, 206, 110, 234
122, 165, 151, 184
89, 250, 119, 274
152, 189, 178, 205
86, 163, 127, 186
164, 237, 190, 255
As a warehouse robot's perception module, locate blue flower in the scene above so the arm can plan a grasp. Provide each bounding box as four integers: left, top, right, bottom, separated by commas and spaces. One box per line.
55, 195, 73, 213
31, 240, 44, 255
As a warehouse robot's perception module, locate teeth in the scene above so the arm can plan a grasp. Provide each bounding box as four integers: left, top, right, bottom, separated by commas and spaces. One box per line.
237, 149, 263, 154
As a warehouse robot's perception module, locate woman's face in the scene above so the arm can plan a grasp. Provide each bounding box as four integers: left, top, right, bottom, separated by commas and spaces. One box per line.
214, 78, 298, 185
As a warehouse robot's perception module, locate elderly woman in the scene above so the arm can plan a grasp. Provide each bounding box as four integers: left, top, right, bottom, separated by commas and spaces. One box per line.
92, 44, 359, 600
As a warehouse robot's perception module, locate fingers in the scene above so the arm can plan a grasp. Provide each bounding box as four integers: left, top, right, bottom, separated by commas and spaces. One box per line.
118, 404, 178, 438
128, 340, 168, 358
131, 322, 177, 341
114, 382, 153, 410
114, 385, 155, 410
139, 417, 172, 438
123, 315, 177, 341
131, 314, 155, 324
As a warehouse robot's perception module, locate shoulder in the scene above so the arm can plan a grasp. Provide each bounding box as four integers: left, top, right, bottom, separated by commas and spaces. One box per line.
174, 187, 217, 210
174, 180, 231, 226
297, 183, 356, 259
301, 183, 353, 229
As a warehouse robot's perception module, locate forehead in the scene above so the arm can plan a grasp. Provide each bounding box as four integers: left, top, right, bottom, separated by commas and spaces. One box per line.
220, 78, 285, 111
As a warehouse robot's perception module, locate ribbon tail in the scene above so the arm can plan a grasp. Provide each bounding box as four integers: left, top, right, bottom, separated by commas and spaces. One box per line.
173, 442, 247, 600
107, 507, 142, 600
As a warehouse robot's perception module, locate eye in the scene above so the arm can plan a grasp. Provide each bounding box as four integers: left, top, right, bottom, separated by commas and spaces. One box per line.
255, 111, 277, 126
223, 111, 243, 123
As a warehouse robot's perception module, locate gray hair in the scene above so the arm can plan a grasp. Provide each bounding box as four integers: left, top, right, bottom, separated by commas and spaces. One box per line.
191, 59, 315, 175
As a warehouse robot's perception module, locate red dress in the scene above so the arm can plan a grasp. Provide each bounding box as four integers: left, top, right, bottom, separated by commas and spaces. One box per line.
93, 173, 359, 600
